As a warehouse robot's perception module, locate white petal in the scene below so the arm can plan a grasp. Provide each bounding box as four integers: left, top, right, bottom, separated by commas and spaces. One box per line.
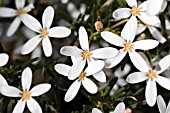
0, 74, 8, 85
147, 0, 164, 15
22, 67, 32, 91
93, 71, 106, 83
85, 60, 104, 76
126, 72, 148, 84
30, 83, 51, 96
126, 0, 137, 7
112, 8, 131, 19
31, 46, 41, 64
105, 49, 127, 68
161, 1, 168, 12
157, 95, 166, 113
42, 37, 52, 57
48, 27, 71, 38
145, 79, 157, 107
7, 17, 21, 37
156, 75, 170, 90
138, 52, 151, 68
149, 27, 166, 44
68, 58, 85, 80
166, 101, 170, 113
92, 108, 102, 113
21, 35, 42, 55
42, 6, 54, 29
138, 1, 149, 12
54, 64, 71, 76
1, 85, 22, 97
0, 53, 9, 66
79, 26, 89, 50
129, 51, 149, 72
60, 46, 82, 57
138, 12, 160, 25
15, 0, 25, 9
133, 39, 159, 50
156, 55, 170, 74
27, 97, 42, 113
82, 78, 97, 94
91, 47, 118, 59
64, 80, 81, 102
101, 31, 125, 47
0, 7, 17, 17
121, 16, 137, 42
136, 24, 146, 35
12, 99, 26, 113
113, 102, 125, 113
165, 19, 170, 30
20, 14, 42, 33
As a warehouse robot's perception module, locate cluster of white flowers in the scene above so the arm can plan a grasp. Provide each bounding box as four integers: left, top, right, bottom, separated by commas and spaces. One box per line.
0, 0, 170, 112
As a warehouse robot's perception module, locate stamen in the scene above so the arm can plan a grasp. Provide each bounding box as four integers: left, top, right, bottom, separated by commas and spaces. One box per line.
81, 50, 91, 60
147, 70, 156, 79
40, 28, 49, 38
20, 91, 31, 100
78, 72, 86, 81
144, 24, 151, 28
124, 41, 134, 52
18, 9, 26, 15
131, 6, 140, 16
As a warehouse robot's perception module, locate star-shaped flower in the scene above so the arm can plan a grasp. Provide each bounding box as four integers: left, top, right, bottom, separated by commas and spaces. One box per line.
0, 0, 34, 37
54, 60, 104, 102
112, 0, 160, 25
0, 67, 51, 113
0, 53, 9, 66
126, 54, 170, 106
60, 26, 118, 80
157, 95, 170, 113
101, 17, 159, 70
92, 102, 125, 113
20, 6, 71, 57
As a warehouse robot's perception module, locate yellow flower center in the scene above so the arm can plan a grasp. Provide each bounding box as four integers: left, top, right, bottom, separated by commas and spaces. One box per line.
20, 91, 31, 100
124, 41, 134, 52
147, 70, 157, 79
81, 50, 91, 60
131, 6, 140, 16
40, 28, 49, 38
144, 24, 151, 28
18, 9, 26, 15
78, 72, 86, 81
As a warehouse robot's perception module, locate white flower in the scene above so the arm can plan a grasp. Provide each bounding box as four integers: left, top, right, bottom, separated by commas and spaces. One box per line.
157, 95, 170, 113
0, 74, 8, 86
112, 0, 160, 25
136, 23, 166, 44
0, 53, 9, 66
0, 67, 51, 113
126, 54, 170, 106
60, 26, 118, 81
0, 0, 34, 37
54, 60, 104, 102
20, 6, 71, 57
101, 17, 159, 69
92, 102, 125, 113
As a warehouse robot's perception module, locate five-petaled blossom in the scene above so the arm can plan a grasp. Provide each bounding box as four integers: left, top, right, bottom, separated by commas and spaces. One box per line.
0, 53, 9, 66
60, 26, 118, 81
92, 102, 125, 113
20, 6, 71, 57
101, 17, 159, 69
157, 95, 170, 113
0, 0, 34, 37
0, 67, 51, 113
126, 53, 170, 106
54, 60, 104, 102
112, 0, 160, 26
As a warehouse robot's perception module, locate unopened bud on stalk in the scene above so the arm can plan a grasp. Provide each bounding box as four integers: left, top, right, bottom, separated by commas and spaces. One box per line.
95, 21, 103, 31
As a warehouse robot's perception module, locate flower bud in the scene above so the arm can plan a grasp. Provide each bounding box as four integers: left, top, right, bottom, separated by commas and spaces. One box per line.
95, 21, 103, 31
124, 108, 132, 113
